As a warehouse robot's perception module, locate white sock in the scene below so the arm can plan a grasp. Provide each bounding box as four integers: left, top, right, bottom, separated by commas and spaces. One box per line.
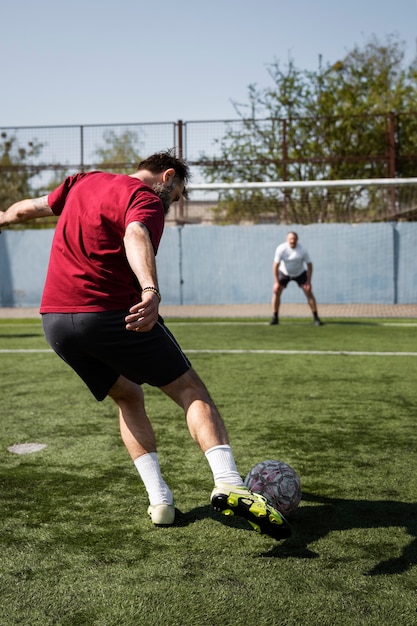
133, 452, 173, 506
205, 444, 243, 486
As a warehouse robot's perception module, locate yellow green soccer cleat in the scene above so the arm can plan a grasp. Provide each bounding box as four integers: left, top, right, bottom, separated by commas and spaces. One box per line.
211, 483, 292, 540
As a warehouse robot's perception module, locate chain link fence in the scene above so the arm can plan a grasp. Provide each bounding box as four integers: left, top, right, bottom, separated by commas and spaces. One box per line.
2, 113, 417, 224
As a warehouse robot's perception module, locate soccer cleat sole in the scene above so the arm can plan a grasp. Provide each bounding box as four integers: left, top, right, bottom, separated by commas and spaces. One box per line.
211, 491, 292, 540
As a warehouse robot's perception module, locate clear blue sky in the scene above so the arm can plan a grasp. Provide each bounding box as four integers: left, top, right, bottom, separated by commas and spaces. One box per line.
2, 0, 417, 127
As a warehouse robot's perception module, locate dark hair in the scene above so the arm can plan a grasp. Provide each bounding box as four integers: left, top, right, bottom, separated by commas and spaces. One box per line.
137, 149, 190, 198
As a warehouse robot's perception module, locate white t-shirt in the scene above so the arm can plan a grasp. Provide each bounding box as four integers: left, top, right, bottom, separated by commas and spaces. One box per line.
273, 242, 311, 277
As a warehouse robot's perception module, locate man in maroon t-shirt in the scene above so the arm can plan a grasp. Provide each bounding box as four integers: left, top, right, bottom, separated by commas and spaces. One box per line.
0, 151, 290, 541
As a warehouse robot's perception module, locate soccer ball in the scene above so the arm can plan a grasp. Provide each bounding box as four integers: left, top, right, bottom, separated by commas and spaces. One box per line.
244, 459, 302, 516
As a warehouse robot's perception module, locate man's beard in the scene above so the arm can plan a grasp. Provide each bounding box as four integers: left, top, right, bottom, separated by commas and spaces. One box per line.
153, 182, 173, 215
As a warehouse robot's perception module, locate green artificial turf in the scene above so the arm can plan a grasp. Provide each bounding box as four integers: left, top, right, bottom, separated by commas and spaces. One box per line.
0, 318, 416, 625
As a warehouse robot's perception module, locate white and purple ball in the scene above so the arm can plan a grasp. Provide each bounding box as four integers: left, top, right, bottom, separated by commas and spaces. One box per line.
244, 459, 302, 516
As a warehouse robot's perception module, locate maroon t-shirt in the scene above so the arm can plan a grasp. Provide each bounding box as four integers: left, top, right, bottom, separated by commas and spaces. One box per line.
40, 171, 164, 313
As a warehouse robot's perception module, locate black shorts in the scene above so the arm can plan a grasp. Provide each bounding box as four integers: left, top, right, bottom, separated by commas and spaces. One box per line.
278, 270, 308, 287
42, 311, 191, 401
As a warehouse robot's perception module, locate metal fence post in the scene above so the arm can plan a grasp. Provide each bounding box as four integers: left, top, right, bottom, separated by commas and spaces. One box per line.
177, 120, 185, 304
388, 112, 397, 217
177, 120, 184, 222
80, 125, 84, 173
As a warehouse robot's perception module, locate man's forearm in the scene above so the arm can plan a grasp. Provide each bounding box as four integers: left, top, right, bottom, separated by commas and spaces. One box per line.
124, 221, 159, 291
0, 196, 53, 230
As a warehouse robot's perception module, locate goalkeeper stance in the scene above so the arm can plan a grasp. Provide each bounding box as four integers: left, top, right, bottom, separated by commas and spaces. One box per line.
270, 231, 323, 326
0, 151, 290, 541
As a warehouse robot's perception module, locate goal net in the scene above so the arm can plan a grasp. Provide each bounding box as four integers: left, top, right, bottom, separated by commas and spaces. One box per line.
156, 178, 417, 316
171, 177, 417, 225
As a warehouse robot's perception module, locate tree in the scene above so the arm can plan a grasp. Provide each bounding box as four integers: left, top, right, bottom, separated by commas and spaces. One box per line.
93, 129, 143, 173
199, 35, 417, 223
0, 132, 44, 211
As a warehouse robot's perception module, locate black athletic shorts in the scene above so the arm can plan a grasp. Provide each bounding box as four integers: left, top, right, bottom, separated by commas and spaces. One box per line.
278, 270, 308, 287
42, 311, 191, 401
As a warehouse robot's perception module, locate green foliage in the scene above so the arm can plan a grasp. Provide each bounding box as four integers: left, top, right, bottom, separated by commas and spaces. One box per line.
0, 132, 44, 211
1, 317, 417, 625
93, 128, 143, 174
201, 35, 417, 224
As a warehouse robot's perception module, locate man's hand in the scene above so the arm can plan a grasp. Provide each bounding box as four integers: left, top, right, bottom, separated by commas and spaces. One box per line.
125, 290, 159, 332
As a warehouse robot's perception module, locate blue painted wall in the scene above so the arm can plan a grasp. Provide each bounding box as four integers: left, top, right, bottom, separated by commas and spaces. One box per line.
1, 223, 416, 307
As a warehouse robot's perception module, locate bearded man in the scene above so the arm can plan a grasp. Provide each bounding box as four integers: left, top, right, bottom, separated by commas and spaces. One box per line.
0, 150, 291, 541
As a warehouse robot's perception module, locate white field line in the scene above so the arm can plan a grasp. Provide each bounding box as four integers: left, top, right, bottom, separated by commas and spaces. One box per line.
186, 350, 417, 356
1, 321, 417, 327
1, 349, 52, 353
1, 348, 417, 356
166, 321, 417, 326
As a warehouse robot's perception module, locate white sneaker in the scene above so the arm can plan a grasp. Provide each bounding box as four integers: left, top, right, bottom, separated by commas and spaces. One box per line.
147, 503, 175, 526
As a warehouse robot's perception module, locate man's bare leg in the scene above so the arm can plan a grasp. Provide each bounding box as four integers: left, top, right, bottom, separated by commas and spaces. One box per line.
108, 375, 174, 523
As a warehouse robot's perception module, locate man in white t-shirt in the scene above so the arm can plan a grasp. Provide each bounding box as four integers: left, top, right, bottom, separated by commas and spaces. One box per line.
270, 231, 323, 326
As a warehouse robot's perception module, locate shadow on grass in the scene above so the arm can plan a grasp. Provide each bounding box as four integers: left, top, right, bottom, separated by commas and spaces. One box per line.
173, 492, 417, 576
258, 491, 417, 576
2, 467, 416, 576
